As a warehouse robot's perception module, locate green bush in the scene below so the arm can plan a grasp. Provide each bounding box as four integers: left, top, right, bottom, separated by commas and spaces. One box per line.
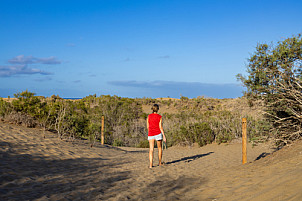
0, 98, 11, 118
138, 140, 149, 148
0, 90, 271, 148
113, 139, 124, 147
172, 122, 214, 147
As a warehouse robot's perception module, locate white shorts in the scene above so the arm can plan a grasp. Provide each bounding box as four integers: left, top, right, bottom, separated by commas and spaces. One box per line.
148, 133, 163, 141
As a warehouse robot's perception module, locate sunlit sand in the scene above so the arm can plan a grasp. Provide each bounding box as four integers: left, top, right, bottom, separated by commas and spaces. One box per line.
1, 121, 302, 200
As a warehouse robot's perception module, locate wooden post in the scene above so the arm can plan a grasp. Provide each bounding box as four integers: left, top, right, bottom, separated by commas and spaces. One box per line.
101, 116, 104, 145
242, 118, 247, 164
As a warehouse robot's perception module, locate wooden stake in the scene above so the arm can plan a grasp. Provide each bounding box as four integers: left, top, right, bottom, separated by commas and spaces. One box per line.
101, 116, 104, 145
242, 118, 247, 164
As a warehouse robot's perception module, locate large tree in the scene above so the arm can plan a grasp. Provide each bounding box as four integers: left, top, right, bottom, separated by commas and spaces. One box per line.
237, 34, 302, 146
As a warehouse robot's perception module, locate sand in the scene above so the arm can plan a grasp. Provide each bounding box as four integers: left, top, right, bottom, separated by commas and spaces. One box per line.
1, 121, 302, 201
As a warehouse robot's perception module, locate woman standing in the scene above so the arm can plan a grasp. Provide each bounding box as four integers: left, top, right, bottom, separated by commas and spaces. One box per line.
147, 104, 166, 168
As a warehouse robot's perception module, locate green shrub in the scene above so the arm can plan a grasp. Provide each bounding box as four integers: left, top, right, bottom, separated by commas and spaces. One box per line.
193, 122, 214, 146
0, 90, 272, 148
113, 139, 124, 147
0, 98, 11, 118
138, 140, 149, 148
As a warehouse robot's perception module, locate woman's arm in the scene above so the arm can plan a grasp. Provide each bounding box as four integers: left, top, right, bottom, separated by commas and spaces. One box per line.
147, 115, 149, 131
159, 118, 166, 142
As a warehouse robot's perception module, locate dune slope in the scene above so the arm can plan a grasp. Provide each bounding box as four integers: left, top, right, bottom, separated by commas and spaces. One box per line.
1, 122, 301, 200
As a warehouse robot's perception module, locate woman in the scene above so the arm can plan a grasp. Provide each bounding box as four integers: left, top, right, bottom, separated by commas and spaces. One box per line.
147, 104, 166, 168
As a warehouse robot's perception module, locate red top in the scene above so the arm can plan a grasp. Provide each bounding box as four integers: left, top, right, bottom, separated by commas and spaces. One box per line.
148, 113, 162, 136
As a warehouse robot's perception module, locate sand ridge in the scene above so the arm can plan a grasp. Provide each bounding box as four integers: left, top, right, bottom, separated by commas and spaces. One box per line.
1, 121, 302, 200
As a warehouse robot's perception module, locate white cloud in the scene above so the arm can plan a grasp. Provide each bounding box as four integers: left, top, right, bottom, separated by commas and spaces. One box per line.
1, 55, 61, 77
8, 55, 61, 65
0, 65, 52, 77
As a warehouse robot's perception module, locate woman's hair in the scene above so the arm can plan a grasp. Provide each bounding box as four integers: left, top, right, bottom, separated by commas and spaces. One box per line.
152, 104, 159, 113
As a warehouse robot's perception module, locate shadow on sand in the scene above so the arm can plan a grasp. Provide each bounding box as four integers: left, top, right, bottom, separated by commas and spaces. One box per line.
166, 152, 214, 165
138, 175, 207, 200
255, 152, 271, 161
0, 141, 131, 200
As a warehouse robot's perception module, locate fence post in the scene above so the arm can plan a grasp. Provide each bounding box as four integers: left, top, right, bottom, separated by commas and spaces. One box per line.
101, 116, 104, 145
242, 118, 247, 164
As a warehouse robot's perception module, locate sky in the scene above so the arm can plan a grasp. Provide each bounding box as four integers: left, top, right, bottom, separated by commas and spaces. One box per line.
1, 0, 302, 99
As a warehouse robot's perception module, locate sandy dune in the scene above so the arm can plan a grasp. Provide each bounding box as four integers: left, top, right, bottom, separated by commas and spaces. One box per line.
1, 121, 302, 200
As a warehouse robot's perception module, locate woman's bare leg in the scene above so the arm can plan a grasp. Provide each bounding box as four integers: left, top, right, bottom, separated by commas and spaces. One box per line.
157, 140, 163, 166
149, 139, 155, 168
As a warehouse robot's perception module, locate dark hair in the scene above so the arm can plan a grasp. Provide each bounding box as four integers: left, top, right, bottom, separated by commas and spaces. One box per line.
151, 104, 159, 113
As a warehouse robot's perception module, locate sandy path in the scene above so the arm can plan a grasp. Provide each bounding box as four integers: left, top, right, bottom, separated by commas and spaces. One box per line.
1, 121, 302, 200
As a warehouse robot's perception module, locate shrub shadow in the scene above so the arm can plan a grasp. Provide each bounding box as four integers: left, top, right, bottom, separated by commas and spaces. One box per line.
0, 141, 131, 200
166, 152, 214, 165
255, 152, 271, 161
138, 175, 207, 200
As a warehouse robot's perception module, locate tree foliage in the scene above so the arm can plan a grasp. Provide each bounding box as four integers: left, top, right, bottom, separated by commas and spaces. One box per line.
237, 33, 302, 146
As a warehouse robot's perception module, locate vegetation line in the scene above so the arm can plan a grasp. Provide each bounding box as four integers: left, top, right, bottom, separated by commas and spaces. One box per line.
0, 91, 270, 148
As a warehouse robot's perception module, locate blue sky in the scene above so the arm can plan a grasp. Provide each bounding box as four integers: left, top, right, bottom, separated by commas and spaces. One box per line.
1, 0, 302, 99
